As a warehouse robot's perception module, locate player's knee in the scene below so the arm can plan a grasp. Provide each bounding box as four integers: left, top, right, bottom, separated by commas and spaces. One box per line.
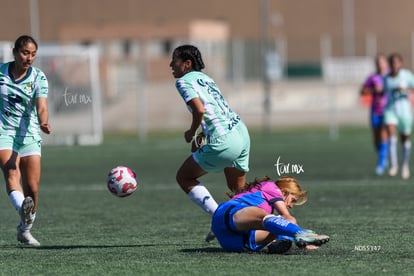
176, 172, 188, 188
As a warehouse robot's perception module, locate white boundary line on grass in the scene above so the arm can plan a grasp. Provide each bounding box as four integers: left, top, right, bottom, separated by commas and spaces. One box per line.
47, 183, 177, 192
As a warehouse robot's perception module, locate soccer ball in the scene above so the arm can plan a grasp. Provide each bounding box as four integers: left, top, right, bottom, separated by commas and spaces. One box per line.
107, 166, 138, 197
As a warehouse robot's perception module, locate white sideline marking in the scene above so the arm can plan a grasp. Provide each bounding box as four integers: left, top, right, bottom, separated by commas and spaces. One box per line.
46, 183, 176, 192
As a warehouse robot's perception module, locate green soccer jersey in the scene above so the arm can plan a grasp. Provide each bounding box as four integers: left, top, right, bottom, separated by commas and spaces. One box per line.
176, 71, 241, 139
0, 62, 48, 138
384, 68, 414, 117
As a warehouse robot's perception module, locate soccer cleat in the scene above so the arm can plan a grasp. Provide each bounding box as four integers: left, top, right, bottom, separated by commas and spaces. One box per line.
20, 197, 34, 225
266, 239, 293, 254
205, 231, 216, 242
294, 231, 330, 248
402, 165, 410, 180
389, 166, 398, 177
17, 227, 40, 247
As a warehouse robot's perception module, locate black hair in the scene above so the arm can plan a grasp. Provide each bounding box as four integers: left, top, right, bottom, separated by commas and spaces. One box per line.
388, 52, 403, 64
174, 45, 205, 71
13, 35, 38, 51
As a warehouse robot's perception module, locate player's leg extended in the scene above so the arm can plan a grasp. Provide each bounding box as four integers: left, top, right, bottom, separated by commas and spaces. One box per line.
224, 167, 246, 194
400, 134, 411, 179
233, 207, 303, 236
0, 150, 26, 213
399, 115, 412, 179
232, 207, 329, 247
375, 123, 389, 175
371, 113, 382, 151
0, 149, 39, 246
176, 155, 218, 215
387, 124, 399, 176
20, 155, 41, 213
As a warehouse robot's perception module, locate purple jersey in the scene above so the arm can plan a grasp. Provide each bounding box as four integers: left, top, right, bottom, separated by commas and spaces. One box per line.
363, 73, 387, 115
232, 181, 284, 214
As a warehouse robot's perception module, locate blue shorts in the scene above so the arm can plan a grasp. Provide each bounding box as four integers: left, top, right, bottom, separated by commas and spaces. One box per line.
0, 135, 42, 157
211, 201, 266, 252
193, 122, 250, 173
370, 113, 384, 129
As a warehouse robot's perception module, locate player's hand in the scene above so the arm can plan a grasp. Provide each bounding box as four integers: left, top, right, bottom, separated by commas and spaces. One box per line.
305, 244, 320, 250
40, 123, 51, 134
191, 133, 205, 152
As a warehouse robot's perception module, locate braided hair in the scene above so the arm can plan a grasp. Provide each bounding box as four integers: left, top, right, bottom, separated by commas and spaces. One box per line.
173, 45, 205, 71
14, 35, 38, 51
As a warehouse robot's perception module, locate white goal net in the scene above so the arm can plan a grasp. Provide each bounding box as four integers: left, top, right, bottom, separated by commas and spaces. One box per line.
0, 43, 103, 145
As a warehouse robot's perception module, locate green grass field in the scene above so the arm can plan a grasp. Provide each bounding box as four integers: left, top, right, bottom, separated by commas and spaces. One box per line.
0, 127, 413, 275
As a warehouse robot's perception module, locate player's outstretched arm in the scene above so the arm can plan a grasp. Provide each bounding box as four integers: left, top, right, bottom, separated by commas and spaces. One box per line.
36, 97, 51, 134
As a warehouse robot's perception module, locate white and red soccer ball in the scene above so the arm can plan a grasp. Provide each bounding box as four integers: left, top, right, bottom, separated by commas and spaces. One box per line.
107, 166, 138, 197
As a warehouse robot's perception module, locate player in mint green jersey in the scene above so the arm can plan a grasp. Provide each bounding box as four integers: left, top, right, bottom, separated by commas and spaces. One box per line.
170, 45, 250, 240
0, 35, 51, 246
383, 53, 414, 179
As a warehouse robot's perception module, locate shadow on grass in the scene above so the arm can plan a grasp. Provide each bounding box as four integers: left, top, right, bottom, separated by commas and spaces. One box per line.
180, 247, 331, 255
180, 247, 225, 253
4, 244, 157, 250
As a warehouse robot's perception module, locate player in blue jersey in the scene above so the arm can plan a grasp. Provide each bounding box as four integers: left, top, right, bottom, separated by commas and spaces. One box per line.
383, 53, 414, 179
170, 45, 250, 240
211, 176, 329, 253
0, 35, 51, 246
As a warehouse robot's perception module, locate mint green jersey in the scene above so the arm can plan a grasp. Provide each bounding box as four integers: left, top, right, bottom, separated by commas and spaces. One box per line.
384, 68, 414, 117
176, 71, 241, 139
0, 62, 48, 138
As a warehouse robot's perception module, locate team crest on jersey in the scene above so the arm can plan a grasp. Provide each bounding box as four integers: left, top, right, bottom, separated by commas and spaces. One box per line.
24, 83, 33, 94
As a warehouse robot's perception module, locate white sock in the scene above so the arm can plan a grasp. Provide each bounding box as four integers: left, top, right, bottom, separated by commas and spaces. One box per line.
389, 136, 398, 168
402, 140, 411, 167
8, 190, 24, 212
188, 184, 218, 216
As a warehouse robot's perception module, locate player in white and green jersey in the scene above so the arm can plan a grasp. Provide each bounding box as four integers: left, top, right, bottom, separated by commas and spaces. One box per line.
0, 58, 48, 139
170, 45, 250, 240
383, 53, 414, 179
0, 35, 51, 247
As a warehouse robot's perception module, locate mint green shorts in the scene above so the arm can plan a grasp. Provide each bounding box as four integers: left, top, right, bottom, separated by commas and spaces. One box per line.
193, 122, 250, 173
0, 135, 42, 157
384, 109, 413, 135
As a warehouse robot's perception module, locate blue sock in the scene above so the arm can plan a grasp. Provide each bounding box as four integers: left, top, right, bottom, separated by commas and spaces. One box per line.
277, 235, 294, 241
263, 215, 304, 237
378, 141, 389, 167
